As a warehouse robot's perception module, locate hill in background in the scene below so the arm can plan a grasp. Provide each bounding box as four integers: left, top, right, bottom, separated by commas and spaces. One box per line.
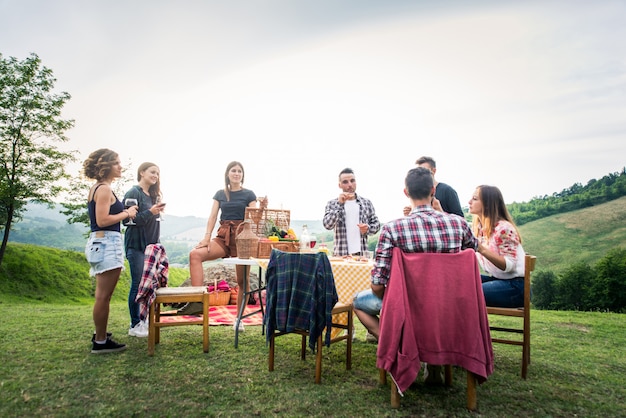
519, 195, 626, 273
7, 203, 326, 264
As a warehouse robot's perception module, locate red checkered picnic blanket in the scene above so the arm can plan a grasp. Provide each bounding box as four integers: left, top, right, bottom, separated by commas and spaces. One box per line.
159, 305, 263, 326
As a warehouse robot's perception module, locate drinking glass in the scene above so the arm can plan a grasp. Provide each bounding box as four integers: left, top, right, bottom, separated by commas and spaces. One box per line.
309, 234, 317, 249
124, 198, 138, 225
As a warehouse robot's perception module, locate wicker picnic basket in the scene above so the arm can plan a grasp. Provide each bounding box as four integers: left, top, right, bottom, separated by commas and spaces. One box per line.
257, 240, 300, 258
208, 291, 231, 306
244, 207, 291, 237
244, 207, 299, 258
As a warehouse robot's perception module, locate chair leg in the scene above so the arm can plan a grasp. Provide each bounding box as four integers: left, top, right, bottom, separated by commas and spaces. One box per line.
466, 372, 477, 411
202, 293, 210, 353
522, 342, 529, 379
315, 335, 323, 384
269, 333, 275, 372
301, 335, 307, 360
148, 302, 156, 356
154, 300, 161, 344
378, 368, 387, 385
346, 308, 353, 370
391, 380, 401, 408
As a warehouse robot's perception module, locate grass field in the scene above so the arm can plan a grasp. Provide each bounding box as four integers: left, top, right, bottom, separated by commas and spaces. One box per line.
519, 196, 626, 273
0, 301, 624, 417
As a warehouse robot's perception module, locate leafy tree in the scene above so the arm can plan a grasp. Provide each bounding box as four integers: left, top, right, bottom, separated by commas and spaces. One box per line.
555, 262, 597, 310
0, 53, 75, 267
531, 270, 558, 309
592, 247, 626, 313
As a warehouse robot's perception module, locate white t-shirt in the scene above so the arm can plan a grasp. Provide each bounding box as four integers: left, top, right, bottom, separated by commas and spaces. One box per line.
344, 199, 361, 254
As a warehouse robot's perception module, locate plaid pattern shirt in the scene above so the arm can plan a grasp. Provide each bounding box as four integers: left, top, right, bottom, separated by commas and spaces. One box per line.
264, 250, 338, 351
323, 194, 380, 256
372, 205, 478, 286
136, 244, 169, 321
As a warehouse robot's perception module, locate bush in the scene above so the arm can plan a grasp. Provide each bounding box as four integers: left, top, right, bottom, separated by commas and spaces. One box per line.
592, 248, 626, 313
556, 262, 597, 310
532, 270, 558, 309
532, 247, 626, 312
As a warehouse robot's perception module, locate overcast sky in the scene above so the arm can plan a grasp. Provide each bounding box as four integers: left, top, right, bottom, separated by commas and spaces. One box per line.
2, 0, 625, 225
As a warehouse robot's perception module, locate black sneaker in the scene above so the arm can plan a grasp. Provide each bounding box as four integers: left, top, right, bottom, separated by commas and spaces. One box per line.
91, 332, 113, 342
91, 338, 127, 354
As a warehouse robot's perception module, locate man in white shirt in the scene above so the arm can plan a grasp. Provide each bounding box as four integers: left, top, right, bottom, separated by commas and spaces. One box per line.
323, 168, 380, 256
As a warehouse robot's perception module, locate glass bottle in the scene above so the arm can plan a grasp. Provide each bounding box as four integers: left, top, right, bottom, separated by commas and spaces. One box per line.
299, 224, 310, 252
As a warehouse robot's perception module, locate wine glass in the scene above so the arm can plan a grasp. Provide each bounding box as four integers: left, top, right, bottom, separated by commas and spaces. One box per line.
124, 198, 138, 225
309, 233, 317, 250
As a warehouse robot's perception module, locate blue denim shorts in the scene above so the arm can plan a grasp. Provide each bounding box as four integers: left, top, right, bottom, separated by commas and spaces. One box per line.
85, 231, 124, 276
353, 289, 383, 316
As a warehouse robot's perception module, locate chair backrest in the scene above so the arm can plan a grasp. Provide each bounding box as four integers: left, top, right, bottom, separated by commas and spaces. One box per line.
377, 248, 494, 394
264, 249, 339, 351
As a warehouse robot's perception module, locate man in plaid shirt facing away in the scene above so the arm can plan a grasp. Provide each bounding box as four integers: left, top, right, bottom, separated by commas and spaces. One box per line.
353, 167, 478, 343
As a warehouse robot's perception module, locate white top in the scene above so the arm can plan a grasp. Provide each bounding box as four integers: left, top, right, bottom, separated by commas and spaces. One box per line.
344, 199, 361, 254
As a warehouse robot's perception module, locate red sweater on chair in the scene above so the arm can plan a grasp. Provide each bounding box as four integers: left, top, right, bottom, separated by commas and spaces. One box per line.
376, 248, 494, 394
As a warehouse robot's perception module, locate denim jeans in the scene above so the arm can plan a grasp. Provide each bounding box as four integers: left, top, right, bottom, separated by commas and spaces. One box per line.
353, 289, 383, 316
126, 247, 145, 328
481, 275, 525, 308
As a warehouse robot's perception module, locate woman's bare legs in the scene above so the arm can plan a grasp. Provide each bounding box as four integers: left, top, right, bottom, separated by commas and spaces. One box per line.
93, 267, 122, 341
189, 242, 226, 286
235, 264, 250, 314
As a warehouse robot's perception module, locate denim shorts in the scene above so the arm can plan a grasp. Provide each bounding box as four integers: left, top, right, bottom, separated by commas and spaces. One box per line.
85, 231, 124, 276
353, 289, 383, 316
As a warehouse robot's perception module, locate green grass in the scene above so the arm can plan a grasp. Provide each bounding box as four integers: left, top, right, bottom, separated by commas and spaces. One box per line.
520, 196, 626, 273
0, 301, 624, 417
2, 199, 626, 416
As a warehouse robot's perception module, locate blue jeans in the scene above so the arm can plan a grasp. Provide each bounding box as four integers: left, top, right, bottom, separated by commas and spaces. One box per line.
126, 248, 145, 328
353, 289, 383, 316
481, 275, 525, 308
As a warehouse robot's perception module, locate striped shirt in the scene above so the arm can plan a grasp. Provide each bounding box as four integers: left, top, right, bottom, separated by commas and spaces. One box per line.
372, 205, 478, 286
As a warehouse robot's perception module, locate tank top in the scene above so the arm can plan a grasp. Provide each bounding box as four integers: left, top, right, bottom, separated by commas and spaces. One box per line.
88, 184, 124, 232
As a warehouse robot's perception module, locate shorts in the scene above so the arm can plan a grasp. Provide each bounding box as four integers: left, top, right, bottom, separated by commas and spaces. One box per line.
353, 289, 383, 316
85, 230, 124, 276
212, 220, 243, 258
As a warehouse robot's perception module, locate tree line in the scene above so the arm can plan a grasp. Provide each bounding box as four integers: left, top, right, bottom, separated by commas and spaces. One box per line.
508, 168, 626, 225
532, 248, 626, 313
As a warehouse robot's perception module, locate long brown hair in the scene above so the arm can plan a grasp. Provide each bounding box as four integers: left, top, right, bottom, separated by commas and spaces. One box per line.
472, 185, 522, 243
137, 162, 161, 203
223, 161, 244, 201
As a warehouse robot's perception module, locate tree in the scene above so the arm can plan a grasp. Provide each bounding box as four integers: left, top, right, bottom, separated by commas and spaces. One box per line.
0, 53, 75, 267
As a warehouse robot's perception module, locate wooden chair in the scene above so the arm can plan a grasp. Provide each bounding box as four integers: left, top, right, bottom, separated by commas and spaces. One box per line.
265, 250, 353, 384
377, 249, 494, 411
486, 254, 537, 379
148, 286, 210, 356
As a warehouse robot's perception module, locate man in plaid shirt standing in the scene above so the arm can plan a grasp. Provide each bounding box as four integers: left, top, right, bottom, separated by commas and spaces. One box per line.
353, 167, 478, 344
323, 167, 380, 257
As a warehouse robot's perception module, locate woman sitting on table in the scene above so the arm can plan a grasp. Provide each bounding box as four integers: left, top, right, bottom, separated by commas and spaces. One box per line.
185, 161, 267, 330
469, 185, 526, 308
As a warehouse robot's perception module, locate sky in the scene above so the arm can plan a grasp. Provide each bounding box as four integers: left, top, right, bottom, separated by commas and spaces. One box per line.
2, 0, 625, 225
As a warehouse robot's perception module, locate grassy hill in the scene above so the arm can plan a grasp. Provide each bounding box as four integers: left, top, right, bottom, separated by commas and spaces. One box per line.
519, 195, 626, 272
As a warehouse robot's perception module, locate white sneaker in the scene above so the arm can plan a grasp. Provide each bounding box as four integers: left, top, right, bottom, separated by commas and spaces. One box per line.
128, 322, 148, 338
233, 321, 245, 332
